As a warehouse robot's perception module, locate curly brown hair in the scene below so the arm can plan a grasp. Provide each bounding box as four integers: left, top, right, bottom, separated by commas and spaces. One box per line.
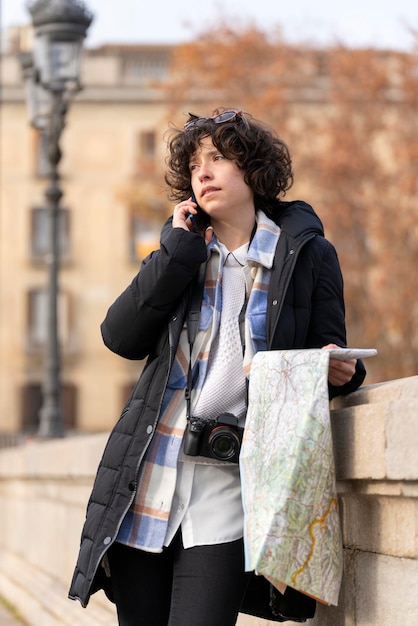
164, 109, 294, 214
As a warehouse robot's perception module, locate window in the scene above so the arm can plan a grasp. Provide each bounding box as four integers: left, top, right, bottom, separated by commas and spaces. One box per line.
20, 382, 77, 433
316, 52, 328, 77
30, 206, 70, 262
122, 53, 170, 84
135, 130, 157, 174
26, 287, 73, 352
129, 209, 164, 262
139, 130, 156, 160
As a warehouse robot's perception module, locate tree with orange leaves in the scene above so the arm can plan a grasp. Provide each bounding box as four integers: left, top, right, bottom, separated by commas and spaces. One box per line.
164, 23, 418, 383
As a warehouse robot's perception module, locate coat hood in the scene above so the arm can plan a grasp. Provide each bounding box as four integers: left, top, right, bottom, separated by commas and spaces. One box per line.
274, 200, 324, 239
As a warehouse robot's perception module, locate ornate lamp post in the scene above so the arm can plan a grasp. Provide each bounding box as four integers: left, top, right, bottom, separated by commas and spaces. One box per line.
22, 0, 93, 437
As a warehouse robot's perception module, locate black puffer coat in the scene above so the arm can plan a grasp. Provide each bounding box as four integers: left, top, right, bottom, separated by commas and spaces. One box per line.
69, 201, 366, 620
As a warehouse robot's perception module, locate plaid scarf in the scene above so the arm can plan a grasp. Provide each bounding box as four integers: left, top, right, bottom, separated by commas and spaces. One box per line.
116, 211, 281, 552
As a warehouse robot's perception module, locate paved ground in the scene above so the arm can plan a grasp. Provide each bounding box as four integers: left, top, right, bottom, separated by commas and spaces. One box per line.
0, 600, 27, 626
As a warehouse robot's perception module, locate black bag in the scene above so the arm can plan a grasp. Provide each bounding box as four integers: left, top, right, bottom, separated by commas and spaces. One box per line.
240, 573, 316, 623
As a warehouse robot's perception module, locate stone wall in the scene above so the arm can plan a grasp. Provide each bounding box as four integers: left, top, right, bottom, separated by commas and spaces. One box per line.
0, 377, 417, 626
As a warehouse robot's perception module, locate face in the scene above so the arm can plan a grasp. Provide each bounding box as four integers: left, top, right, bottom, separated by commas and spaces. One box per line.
189, 136, 254, 225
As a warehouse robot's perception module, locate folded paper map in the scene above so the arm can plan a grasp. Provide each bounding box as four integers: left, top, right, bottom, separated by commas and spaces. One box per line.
241, 349, 344, 605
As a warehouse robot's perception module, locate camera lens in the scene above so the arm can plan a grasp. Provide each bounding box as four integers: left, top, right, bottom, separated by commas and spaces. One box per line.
208, 426, 240, 461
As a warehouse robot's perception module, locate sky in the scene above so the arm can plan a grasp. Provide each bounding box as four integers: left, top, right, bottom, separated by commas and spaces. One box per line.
1, 0, 417, 52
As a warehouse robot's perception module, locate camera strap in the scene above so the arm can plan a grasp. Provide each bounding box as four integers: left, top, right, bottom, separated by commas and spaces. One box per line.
185, 262, 207, 421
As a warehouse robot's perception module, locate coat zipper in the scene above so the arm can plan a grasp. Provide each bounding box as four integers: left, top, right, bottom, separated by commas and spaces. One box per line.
83, 317, 178, 604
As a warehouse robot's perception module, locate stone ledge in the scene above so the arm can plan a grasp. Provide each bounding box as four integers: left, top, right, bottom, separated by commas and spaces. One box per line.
0, 375, 417, 626
1, 377, 416, 484
331, 376, 418, 481
0, 550, 117, 626
331, 375, 418, 409
340, 493, 417, 557
0, 433, 107, 479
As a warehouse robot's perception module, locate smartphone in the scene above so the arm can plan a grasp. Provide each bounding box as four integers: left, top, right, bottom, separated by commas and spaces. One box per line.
190, 191, 198, 211
190, 192, 209, 231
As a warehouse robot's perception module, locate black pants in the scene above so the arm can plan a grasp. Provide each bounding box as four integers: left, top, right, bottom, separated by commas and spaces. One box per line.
107, 532, 251, 626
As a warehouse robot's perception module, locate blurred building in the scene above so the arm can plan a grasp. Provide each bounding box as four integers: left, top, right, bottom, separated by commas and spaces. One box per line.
0, 25, 413, 437
0, 29, 175, 435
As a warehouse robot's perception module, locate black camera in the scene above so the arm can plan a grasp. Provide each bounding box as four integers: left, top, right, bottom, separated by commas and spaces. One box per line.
183, 413, 244, 464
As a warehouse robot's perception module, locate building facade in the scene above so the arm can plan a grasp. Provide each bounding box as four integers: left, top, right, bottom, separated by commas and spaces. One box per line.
1, 40, 176, 434
1, 27, 415, 436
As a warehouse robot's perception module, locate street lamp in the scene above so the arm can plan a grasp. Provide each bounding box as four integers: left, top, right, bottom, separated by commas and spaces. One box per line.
22, 0, 93, 438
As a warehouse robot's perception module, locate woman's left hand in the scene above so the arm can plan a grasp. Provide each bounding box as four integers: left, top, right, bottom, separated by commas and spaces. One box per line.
322, 343, 356, 386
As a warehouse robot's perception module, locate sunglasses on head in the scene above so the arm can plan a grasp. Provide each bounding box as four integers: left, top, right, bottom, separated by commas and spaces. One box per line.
184, 109, 248, 131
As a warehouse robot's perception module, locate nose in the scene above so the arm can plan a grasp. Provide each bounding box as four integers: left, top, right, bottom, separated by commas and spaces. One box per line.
198, 162, 213, 182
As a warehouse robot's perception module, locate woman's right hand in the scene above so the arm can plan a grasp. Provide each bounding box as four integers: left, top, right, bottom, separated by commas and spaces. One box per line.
172, 198, 213, 245
172, 197, 198, 231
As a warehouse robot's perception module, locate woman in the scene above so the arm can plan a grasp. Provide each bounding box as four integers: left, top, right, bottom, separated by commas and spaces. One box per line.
69, 109, 366, 625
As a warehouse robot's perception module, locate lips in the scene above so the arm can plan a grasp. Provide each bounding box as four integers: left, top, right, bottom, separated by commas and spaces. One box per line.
201, 186, 220, 197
